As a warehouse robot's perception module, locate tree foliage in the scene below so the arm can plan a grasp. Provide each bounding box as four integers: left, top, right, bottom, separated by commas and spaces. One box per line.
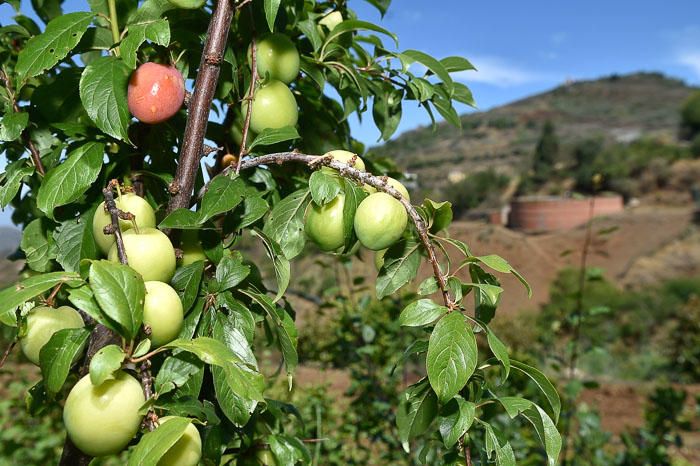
0, 0, 560, 464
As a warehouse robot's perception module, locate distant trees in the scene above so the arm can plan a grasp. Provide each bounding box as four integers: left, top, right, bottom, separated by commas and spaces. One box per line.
532, 120, 560, 183
446, 169, 510, 218
681, 91, 700, 138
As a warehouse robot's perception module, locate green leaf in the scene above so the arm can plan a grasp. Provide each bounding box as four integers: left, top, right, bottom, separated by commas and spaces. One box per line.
469, 265, 500, 324
155, 351, 203, 396
268, 434, 312, 465
0, 160, 34, 208
54, 211, 99, 273
200, 176, 249, 223
470, 254, 531, 297
486, 327, 510, 380
36, 142, 105, 219
158, 208, 201, 229
127, 416, 191, 466
441, 56, 476, 73
215, 253, 250, 291
0, 111, 28, 141
341, 179, 367, 252
16, 12, 94, 83
251, 229, 290, 302
39, 327, 90, 395
438, 396, 475, 448
89, 260, 146, 340
481, 422, 516, 466
399, 49, 453, 92
498, 396, 533, 418
121, 18, 170, 69
20, 218, 57, 272
308, 170, 342, 206
521, 404, 562, 466
262, 189, 310, 260
453, 82, 476, 107
171, 260, 204, 312
426, 312, 477, 403
511, 360, 561, 422
391, 339, 429, 376
236, 195, 269, 229
249, 127, 300, 151
372, 86, 402, 140
376, 238, 420, 299
216, 293, 256, 343
263, 0, 281, 32
89, 344, 126, 386
396, 379, 438, 452
0, 272, 83, 326
242, 290, 297, 376
417, 277, 439, 296
67, 285, 116, 330
79, 55, 132, 142
422, 199, 453, 233
399, 299, 448, 327
321, 19, 398, 58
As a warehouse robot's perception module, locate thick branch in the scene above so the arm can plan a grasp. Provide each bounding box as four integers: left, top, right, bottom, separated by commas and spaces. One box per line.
217, 152, 454, 308
166, 0, 234, 215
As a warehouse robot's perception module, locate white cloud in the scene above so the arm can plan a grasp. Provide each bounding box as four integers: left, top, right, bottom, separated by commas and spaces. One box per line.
677, 50, 700, 79
454, 56, 555, 87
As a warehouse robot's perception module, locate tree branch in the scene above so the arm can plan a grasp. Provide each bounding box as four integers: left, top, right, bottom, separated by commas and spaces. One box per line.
235, 5, 257, 173
213, 152, 455, 308
102, 180, 128, 264
166, 0, 234, 216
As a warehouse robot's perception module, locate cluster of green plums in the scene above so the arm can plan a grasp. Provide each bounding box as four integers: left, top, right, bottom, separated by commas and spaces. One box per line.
19, 189, 206, 461
305, 150, 410, 263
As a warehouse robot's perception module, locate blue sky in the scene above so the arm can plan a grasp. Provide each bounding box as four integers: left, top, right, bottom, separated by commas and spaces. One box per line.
1, 0, 700, 226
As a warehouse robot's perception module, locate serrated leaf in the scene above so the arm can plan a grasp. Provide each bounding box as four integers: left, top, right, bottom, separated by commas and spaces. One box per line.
120, 18, 170, 69
89, 344, 126, 386
171, 260, 204, 312
20, 218, 56, 272
155, 351, 203, 396
0, 272, 83, 326
215, 253, 250, 291
0, 112, 28, 141
158, 208, 201, 229
127, 417, 191, 466
36, 142, 105, 219
487, 328, 510, 380
262, 189, 310, 260
426, 312, 477, 403
54, 212, 98, 273
308, 170, 342, 206
16, 12, 94, 83
396, 379, 438, 452
481, 422, 516, 466
263, 0, 281, 32
399, 299, 448, 327
251, 229, 289, 302
249, 126, 300, 151
399, 49, 453, 92
200, 176, 248, 223
268, 434, 312, 465
438, 396, 475, 448
376, 238, 420, 299
79, 55, 132, 142
417, 277, 439, 296
89, 260, 145, 340
0, 160, 34, 208
510, 360, 561, 423
39, 327, 90, 395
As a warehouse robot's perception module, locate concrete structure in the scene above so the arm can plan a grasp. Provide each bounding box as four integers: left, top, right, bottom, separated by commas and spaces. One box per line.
508, 195, 624, 232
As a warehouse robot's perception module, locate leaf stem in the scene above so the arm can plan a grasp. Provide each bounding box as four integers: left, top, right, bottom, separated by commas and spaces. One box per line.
107, 0, 121, 56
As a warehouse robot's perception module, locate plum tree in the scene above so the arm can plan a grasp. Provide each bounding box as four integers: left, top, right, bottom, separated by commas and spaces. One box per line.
92, 192, 156, 255
20, 306, 84, 365
156, 417, 202, 466
63, 372, 145, 457
0, 1, 561, 465
143, 281, 184, 346
354, 192, 408, 250
243, 80, 298, 133
108, 227, 176, 282
127, 63, 185, 124
305, 195, 345, 252
252, 34, 300, 84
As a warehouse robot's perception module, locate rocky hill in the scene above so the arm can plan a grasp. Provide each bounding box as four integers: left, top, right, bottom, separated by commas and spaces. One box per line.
372, 72, 697, 196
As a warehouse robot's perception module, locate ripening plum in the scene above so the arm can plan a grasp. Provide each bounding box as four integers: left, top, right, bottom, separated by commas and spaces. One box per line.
143, 281, 183, 347
20, 306, 84, 365
243, 80, 298, 134
305, 195, 346, 252
128, 63, 185, 124
354, 192, 407, 250
252, 34, 300, 84
157, 416, 202, 466
108, 227, 176, 283
92, 193, 156, 256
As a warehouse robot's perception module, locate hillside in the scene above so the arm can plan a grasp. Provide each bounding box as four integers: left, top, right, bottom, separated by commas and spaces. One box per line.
372, 72, 697, 196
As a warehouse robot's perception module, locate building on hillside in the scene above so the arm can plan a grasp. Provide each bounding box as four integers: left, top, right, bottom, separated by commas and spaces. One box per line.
507, 195, 624, 232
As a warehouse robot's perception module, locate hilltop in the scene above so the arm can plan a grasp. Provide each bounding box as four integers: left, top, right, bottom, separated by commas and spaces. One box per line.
372, 72, 697, 197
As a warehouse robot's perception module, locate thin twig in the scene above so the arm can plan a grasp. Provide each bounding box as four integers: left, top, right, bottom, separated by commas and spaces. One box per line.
166, 0, 234, 217
235, 6, 257, 173
139, 360, 158, 431
212, 152, 454, 308
0, 68, 46, 176
0, 340, 17, 368
45, 283, 63, 307
102, 180, 128, 264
